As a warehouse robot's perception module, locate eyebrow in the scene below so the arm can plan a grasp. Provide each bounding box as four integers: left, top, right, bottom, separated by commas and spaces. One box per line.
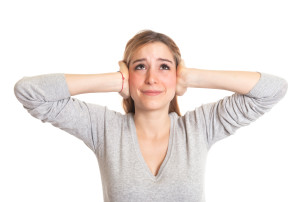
132, 58, 173, 65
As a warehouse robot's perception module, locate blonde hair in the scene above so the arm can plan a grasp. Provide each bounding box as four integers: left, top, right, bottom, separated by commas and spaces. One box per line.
122, 30, 182, 116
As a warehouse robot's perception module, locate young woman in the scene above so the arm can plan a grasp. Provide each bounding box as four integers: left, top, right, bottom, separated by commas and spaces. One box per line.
14, 30, 288, 202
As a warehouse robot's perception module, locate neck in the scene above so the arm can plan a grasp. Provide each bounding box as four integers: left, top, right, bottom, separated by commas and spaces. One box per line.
133, 108, 170, 140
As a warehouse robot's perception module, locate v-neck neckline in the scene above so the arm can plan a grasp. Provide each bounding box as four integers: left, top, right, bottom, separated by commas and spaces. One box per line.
129, 113, 175, 181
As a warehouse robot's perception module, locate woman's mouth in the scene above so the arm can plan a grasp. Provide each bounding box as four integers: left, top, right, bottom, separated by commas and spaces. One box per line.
142, 90, 163, 96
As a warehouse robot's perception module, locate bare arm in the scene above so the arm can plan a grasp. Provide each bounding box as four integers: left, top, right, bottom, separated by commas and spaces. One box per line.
65, 61, 130, 97
186, 69, 260, 94
176, 60, 261, 95
65, 72, 122, 96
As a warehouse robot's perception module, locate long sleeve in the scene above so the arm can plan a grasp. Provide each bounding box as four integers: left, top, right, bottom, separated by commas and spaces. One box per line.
14, 73, 119, 154
185, 72, 288, 150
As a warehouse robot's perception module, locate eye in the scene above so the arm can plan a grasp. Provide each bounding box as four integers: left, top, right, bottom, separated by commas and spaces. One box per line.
160, 64, 170, 70
135, 64, 146, 70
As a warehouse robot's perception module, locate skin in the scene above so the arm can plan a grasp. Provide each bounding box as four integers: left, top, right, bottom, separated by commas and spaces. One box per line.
129, 43, 176, 113
119, 42, 183, 140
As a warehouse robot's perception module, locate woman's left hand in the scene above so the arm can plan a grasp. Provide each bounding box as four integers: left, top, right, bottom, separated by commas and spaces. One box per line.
176, 59, 188, 96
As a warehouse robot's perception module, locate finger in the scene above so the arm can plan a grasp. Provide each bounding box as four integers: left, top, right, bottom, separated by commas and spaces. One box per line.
178, 59, 185, 68
118, 61, 128, 70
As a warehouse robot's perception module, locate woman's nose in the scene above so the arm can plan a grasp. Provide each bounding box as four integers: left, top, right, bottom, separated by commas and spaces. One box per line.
145, 69, 158, 85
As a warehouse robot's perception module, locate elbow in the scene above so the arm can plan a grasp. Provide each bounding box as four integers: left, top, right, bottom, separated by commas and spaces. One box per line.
14, 76, 35, 107
14, 77, 27, 101
282, 78, 288, 94
277, 77, 288, 100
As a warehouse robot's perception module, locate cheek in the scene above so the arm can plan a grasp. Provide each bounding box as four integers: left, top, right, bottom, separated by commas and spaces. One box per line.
129, 73, 141, 91
163, 74, 177, 89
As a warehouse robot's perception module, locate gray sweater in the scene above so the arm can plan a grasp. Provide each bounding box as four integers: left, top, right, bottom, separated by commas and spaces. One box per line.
14, 72, 288, 202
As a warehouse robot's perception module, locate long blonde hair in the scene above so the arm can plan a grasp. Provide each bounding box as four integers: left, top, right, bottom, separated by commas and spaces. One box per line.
122, 30, 182, 116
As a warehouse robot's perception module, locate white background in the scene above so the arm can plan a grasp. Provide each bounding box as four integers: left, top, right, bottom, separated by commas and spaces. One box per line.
1, 0, 299, 201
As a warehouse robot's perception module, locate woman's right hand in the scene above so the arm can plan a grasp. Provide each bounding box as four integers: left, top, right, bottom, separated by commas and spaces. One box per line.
118, 61, 130, 99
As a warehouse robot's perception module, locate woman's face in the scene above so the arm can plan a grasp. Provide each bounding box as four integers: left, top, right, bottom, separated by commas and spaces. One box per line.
129, 42, 176, 112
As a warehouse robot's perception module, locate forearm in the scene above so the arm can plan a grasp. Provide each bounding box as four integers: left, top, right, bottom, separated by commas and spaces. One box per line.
185, 68, 261, 94
65, 72, 122, 96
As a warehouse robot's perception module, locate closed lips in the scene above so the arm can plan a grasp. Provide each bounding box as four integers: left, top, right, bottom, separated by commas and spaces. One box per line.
142, 90, 163, 93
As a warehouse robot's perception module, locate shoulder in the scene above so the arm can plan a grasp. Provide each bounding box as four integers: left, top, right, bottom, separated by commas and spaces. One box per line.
170, 106, 206, 128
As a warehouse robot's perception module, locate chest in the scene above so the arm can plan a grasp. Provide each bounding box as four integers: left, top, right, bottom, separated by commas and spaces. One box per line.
137, 136, 169, 177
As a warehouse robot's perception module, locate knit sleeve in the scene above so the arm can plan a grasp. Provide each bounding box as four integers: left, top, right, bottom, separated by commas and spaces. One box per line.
186, 72, 288, 150
14, 73, 114, 154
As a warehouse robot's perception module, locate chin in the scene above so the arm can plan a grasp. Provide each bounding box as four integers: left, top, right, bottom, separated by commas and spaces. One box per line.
132, 93, 174, 112
138, 102, 170, 112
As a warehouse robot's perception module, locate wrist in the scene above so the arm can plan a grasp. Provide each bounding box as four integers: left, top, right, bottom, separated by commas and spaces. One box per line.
184, 68, 205, 88
118, 71, 125, 93
181, 68, 194, 88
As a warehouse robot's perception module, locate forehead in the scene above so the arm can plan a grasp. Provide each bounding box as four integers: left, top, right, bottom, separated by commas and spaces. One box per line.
132, 42, 173, 60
